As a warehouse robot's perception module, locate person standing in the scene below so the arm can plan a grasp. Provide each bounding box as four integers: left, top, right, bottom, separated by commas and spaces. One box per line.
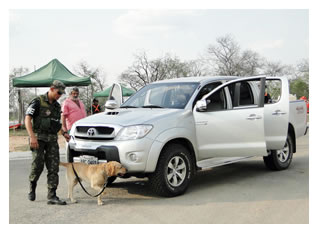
25, 80, 69, 205
91, 98, 101, 114
61, 87, 86, 133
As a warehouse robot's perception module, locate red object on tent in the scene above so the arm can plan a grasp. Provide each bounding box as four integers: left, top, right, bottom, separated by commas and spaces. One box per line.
9, 124, 22, 129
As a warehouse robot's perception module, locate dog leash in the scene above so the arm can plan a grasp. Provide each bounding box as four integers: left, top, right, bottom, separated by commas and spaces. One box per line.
71, 163, 108, 197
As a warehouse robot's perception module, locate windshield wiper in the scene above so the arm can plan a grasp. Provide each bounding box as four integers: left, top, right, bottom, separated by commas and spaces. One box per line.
120, 105, 138, 108
142, 105, 164, 108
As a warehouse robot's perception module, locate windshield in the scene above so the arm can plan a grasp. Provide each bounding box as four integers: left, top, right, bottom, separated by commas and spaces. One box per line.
121, 82, 199, 109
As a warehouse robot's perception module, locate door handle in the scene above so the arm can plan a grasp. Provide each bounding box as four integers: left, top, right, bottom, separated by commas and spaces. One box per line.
196, 121, 208, 125
246, 114, 262, 120
272, 110, 287, 116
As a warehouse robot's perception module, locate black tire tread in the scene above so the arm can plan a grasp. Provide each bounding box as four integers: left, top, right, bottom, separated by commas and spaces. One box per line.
149, 144, 194, 197
263, 134, 293, 171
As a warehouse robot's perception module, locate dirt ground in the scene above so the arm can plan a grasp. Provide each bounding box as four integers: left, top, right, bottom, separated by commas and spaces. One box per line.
9, 134, 66, 152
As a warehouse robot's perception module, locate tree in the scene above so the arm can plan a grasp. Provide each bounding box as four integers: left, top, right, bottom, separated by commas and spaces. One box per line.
290, 79, 309, 99
204, 34, 264, 76
261, 60, 294, 77
289, 59, 309, 99
73, 61, 107, 112
238, 49, 263, 76
119, 51, 206, 91
9, 67, 35, 123
295, 59, 309, 83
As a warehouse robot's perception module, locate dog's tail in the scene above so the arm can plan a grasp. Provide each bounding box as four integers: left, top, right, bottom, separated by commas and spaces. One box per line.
59, 162, 70, 167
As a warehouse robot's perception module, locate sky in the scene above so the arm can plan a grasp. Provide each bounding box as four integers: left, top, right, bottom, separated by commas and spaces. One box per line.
9, 9, 308, 86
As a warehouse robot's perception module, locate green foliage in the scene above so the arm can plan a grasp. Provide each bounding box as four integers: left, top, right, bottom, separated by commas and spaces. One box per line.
290, 79, 309, 99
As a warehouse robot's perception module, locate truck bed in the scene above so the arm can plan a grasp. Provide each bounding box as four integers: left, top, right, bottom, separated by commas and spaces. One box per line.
289, 100, 308, 138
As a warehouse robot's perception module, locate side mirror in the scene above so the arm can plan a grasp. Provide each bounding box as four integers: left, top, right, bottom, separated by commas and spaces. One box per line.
196, 100, 207, 112
105, 100, 118, 110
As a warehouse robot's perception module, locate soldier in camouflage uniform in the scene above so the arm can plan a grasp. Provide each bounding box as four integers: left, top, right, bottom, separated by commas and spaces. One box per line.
25, 80, 70, 205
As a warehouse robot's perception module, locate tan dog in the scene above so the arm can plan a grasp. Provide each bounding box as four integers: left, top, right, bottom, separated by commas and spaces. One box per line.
59, 161, 126, 205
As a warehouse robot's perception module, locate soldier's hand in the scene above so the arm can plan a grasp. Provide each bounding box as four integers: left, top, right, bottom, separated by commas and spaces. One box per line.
30, 136, 39, 149
64, 133, 71, 142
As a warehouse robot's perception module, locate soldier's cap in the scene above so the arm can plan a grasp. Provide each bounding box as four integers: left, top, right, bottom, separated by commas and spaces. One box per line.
51, 80, 66, 94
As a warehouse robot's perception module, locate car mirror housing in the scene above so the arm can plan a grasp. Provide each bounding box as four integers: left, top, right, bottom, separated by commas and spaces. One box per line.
105, 100, 118, 110
196, 100, 207, 112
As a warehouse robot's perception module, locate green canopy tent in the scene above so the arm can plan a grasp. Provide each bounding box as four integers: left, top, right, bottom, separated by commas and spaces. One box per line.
12, 58, 92, 124
13, 58, 91, 87
93, 85, 135, 98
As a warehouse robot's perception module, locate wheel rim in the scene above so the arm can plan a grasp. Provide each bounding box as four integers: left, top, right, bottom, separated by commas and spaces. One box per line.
277, 140, 290, 163
167, 156, 187, 187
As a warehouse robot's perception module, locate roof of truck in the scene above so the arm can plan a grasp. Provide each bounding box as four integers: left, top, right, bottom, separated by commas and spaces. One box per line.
154, 76, 239, 85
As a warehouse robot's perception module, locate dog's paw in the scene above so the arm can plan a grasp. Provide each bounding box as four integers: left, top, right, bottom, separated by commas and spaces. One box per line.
98, 201, 104, 206
71, 199, 78, 203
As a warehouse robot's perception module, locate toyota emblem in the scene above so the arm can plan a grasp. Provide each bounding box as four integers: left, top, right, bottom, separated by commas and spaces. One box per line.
87, 128, 96, 136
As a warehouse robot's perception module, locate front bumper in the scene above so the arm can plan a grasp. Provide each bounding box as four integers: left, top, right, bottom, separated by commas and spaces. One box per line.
68, 136, 154, 172
69, 146, 120, 162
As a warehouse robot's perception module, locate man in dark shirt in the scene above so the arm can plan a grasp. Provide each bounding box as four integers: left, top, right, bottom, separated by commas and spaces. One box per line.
91, 98, 102, 114
264, 85, 272, 104
25, 80, 69, 205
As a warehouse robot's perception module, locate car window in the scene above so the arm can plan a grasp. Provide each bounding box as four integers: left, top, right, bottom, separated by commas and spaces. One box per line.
122, 82, 199, 109
265, 79, 282, 104
228, 81, 255, 107
193, 82, 222, 107
228, 81, 256, 107
205, 87, 227, 112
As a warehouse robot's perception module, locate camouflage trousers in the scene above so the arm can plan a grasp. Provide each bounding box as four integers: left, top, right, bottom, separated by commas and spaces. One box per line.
29, 140, 60, 190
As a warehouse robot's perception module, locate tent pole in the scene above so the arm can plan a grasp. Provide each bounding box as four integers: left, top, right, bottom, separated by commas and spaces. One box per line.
86, 86, 89, 115
18, 88, 25, 125
91, 83, 94, 115
18, 89, 22, 125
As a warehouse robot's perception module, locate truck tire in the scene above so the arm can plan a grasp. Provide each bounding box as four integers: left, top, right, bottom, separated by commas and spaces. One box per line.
263, 135, 293, 170
148, 144, 195, 197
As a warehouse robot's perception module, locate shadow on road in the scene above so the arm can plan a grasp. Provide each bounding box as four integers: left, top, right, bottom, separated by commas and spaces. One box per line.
87, 155, 309, 206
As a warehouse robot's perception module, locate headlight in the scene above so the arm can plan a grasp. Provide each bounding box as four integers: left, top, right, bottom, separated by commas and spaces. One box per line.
115, 125, 153, 140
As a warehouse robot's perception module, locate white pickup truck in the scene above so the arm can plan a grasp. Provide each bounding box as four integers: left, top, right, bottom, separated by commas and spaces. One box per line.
67, 76, 308, 197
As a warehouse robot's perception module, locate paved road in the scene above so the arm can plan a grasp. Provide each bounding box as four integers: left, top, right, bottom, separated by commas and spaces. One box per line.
9, 133, 309, 224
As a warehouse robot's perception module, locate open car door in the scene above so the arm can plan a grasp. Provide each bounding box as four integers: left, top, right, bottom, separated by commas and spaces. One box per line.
263, 77, 289, 150
193, 76, 267, 159
105, 83, 124, 109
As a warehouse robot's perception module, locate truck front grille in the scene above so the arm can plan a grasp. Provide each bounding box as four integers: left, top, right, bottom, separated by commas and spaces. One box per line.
75, 136, 114, 141
76, 126, 114, 135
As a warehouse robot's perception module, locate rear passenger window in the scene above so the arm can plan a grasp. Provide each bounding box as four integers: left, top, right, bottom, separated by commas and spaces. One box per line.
255, 79, 282, 104
239, 82, 254, 105
265, 80, 282, 104
228, 81, 255, 107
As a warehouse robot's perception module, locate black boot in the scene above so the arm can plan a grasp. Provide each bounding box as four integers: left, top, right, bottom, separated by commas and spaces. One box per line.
28, 182, 37, 201
47, 189, 67, 205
